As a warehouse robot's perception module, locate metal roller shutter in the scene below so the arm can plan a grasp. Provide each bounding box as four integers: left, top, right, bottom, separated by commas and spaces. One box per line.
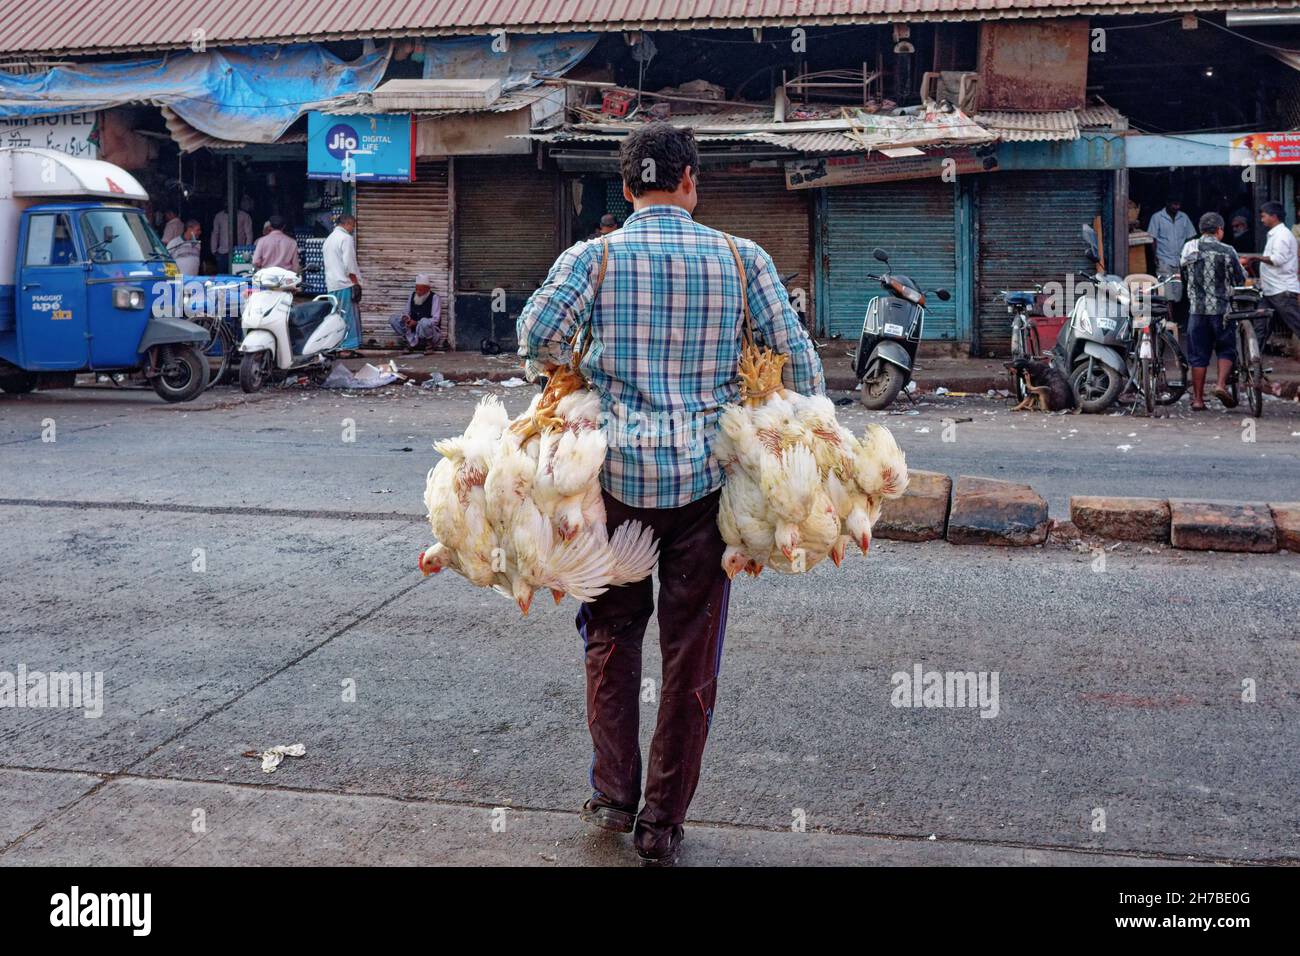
455, 155, 558, 293
693, 169, 814, 325
355, 161, 451, 346
976, 170, 1105, 354
823, 179, 958, 341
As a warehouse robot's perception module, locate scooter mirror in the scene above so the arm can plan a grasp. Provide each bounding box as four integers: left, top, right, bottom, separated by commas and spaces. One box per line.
934, 289, 951, 301
872, 248, 890, 263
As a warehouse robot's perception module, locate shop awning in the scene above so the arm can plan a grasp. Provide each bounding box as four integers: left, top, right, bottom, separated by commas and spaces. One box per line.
0, 43, 390, 145
523, 105, 999, 155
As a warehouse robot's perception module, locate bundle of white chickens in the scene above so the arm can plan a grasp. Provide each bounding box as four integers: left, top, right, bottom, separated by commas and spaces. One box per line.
712, 344, 909, 579
419, 365, 659, 616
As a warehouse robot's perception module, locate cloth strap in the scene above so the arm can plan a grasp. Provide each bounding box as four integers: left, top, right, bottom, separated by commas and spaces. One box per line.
568, 231, 753, 372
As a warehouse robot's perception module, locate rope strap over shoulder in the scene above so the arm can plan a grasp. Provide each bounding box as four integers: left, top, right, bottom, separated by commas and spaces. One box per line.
570, 238, 609, 372
724, 233, 755, 349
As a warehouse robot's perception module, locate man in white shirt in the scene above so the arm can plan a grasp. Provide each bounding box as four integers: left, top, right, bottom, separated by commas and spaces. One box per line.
1242, 200, 1300, 353
165, 219, 203, 276
1148, 198, 1197, 274
159, 208, 184, 245
211, 199, 253, 272
323, 215, 363, 352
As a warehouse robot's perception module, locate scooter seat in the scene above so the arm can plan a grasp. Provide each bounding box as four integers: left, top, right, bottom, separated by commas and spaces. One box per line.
288, 300, 333, 352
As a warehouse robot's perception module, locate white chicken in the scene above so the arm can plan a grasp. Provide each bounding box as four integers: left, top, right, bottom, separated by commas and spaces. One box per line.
420, 386, 659, 616
712, 340, 908, 578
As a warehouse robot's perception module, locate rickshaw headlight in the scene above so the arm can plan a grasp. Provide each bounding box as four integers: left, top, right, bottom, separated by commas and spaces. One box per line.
113, 287, 145, 310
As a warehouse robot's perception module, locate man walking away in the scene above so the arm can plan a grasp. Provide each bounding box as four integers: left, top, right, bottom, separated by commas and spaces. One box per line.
388, 273, 445, 351
251, 215, 300, 273
324, 215, 363, 354
1243, 201, 1300, 365
518, 121, 824, 866
166, 219, 203, 276
1180, 212, 1246, 410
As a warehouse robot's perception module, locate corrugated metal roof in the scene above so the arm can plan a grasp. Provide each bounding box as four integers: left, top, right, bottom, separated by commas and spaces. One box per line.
976, 110, 1081, 142
974, 104, 1129, 141
1, 1, 1297, 57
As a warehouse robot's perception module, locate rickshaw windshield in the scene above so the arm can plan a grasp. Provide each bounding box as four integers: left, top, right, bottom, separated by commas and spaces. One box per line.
78, 208, 168, 264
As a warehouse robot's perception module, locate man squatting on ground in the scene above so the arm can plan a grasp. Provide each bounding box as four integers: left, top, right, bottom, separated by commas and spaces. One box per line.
517, 121, 825, 866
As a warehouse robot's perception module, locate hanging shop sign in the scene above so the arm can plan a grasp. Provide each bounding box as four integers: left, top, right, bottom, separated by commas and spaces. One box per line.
0, 112, 98, 158
1229, 132, 1300, 166
785, 147, 998, 189
307, 112, 414, 183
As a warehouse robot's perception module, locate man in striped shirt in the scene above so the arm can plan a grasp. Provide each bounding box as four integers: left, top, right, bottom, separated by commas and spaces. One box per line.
518, 121, 824, 865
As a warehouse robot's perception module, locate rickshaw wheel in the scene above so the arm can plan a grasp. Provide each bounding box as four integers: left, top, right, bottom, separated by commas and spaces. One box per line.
0, 370, 38, 394
152, 345, 208, 403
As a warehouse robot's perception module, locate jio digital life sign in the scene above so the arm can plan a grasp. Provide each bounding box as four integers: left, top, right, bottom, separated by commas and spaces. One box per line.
307, 112, 415, 183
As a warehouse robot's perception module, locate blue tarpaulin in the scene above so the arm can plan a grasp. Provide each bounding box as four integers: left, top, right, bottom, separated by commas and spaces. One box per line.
421, 33, 598, 92
0, 44, 391, 144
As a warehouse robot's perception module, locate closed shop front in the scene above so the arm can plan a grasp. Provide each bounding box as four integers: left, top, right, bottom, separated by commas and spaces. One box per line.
455, 155, 559, 351
976, 170, 1106, 354
355, 161, 452, 346
693, 167, 814, 327
821, 178, 960, 342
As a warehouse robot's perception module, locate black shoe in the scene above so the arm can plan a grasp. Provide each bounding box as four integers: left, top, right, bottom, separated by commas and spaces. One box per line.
634, 822, 684, 867
580, 798, 635, 834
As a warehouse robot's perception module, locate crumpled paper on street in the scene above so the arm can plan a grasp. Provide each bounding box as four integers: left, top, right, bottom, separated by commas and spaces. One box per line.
243, 743, 306, 773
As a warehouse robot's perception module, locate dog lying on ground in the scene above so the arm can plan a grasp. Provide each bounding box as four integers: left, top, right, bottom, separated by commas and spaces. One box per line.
1008, 357, 1076, 412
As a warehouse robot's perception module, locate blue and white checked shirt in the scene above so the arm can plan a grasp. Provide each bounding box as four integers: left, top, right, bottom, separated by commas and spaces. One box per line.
518, 204, 825, 510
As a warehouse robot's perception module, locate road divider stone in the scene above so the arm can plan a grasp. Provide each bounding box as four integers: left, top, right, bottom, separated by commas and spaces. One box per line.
876, 469, 951, 542
1169, 500, 1278, 554
1069, 495, 1171, 542
1269, 503, 1300, 552
946, 476, 1049, 547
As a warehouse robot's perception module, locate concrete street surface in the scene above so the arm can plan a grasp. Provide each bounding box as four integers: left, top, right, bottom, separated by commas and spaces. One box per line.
1, 380, 1297, 866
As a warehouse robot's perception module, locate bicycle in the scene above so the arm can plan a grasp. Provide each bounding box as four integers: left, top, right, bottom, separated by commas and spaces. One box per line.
1129, 278, 1188, 416
185, 279, 248, 388
1225, 285, 1270, 419
1001, 286, 1043, 400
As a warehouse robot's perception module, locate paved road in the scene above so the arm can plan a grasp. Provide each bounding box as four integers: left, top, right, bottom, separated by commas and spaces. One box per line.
1, 382, 1296, 866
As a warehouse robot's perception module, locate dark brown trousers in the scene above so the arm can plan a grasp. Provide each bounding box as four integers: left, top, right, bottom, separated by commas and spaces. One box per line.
576, 489, 731, 828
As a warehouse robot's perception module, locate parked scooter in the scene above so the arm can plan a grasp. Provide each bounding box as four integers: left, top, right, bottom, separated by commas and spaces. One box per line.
1048, 226, 1143, 413
852, 248, 951, 409
238, 267, 346, 393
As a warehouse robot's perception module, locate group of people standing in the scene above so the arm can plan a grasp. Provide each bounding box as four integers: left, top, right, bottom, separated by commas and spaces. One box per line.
156, 199, 446, 355
1149, 197, 1300, 410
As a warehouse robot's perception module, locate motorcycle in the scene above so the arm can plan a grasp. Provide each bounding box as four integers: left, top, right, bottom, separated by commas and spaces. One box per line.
851, 247, 952, 410
237, 267, 346, 393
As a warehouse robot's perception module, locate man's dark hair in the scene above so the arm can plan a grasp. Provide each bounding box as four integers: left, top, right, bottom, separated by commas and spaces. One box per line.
1261, 200, 1285, 221
268, 214, 285, 231
1198, 211, 1224, 235
619, 121, 699, 197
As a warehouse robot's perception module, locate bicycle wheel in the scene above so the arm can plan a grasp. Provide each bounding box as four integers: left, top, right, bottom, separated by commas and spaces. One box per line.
195, 316, 234, 388
1154, 328, 1188, 406
1141, 354, 1156, 416
1240, 322, 1264, 418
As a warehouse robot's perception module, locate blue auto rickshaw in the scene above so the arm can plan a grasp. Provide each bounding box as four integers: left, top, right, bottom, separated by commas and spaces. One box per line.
0, 148, 210, 402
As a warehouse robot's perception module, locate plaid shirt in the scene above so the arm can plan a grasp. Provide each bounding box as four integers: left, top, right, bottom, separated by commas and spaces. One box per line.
518, 204, 825, 509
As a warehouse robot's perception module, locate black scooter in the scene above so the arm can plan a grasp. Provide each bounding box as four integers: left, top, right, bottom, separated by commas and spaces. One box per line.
852, 247, 951, 409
